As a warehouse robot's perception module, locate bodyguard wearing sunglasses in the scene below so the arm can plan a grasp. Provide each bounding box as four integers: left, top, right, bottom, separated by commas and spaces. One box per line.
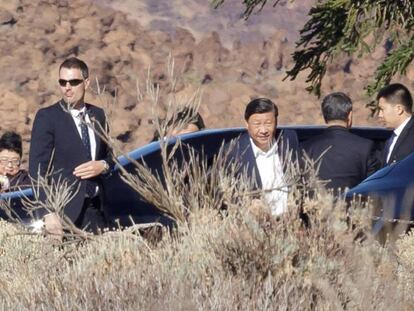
29, 57, 114, 238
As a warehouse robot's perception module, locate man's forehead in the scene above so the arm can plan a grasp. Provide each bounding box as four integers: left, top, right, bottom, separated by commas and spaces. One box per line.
0, 150, 19, 157
59, 67, 83, 78
379, 97, 399, 107
248, 112, 276, 121
378, 98, 389, 109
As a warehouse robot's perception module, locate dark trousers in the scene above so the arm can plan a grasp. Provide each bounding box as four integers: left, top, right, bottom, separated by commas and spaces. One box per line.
74, 196, 107, 234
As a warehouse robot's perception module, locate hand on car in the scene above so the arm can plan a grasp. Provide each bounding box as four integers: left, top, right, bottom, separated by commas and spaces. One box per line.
73, 160, 105, 179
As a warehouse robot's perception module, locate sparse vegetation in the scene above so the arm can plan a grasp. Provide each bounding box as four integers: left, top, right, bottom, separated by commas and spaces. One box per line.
1, 183, 414, 309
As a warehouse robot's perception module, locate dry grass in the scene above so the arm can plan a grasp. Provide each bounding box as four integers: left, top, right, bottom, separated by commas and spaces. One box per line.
0, 183, 413, 309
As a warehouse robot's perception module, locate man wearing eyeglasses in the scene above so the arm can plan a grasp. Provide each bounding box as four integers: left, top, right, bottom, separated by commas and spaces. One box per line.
0, 131, 30, 192
226, 98, 299, 216
29, 57, 114, 239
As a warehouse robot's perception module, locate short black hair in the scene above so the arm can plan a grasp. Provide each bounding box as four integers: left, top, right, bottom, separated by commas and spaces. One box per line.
172, 108, 205, 130
59, 57, 89, 79
321, 92, 352, 123
244, 98, 278, 121
151, 108, 205, 141
0, 131, 23, 157
377, 83, 413, 112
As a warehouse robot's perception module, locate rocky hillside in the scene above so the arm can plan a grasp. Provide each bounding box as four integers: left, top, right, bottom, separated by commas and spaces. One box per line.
0, 0, 413, 159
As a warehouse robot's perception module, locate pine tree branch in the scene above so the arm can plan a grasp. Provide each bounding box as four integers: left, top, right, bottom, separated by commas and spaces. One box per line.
365, 36, 414, 114
212, 0, 282, 19
215, 0, 414, 104
284, 0, 414, 96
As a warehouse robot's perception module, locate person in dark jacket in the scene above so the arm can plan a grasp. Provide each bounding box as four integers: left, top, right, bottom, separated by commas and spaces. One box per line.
0, 131, 30, 192
300, 92, 378, 192
151, 108, 205, 141
226, 98, 299, 216
377, 83, 414, 167
29, 57, 114, 236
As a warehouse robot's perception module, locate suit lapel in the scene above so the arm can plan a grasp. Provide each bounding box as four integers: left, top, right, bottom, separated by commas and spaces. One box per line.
58, 101, 87, 154
275, 130, 284, 159
238, 133, 262, 188
388, 117, 414, 164
86, 104, 101, 157
275, 130, 290, 170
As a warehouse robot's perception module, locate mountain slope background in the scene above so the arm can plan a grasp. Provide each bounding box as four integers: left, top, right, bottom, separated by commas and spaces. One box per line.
1, 0, 413, 157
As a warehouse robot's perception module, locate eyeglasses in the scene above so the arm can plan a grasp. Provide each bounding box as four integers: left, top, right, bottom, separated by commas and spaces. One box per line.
58, 79, 84, 87
249, 122, 275, 129
0, 158, 21, 167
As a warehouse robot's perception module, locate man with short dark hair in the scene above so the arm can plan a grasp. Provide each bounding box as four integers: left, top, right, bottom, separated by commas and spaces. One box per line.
0, 131, 30, 191
151, 108, 205, 141
227, 98, 298, 215
29, 57, 114, 237
377, 83, 414, 167
300, 92, 378, 191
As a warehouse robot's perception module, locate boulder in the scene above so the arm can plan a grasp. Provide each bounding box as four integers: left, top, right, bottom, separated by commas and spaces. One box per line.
0, 10, 15, 25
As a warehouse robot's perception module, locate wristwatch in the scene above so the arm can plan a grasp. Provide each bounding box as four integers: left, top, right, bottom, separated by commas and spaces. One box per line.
100, 160, 110, 174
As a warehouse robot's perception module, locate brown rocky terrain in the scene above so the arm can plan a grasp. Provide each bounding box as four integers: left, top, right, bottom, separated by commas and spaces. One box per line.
0, 0, 413, 162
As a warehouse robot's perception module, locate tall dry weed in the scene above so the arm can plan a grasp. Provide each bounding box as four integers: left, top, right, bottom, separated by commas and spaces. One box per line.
0, 185, 410, 309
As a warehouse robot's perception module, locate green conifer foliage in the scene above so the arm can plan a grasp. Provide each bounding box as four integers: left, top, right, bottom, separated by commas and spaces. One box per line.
213, 0, 414, 112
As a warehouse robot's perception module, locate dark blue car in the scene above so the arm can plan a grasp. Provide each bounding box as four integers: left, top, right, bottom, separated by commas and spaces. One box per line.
1, 126, 395, 230
0, 128, 248, 227
346, 147, 414, 236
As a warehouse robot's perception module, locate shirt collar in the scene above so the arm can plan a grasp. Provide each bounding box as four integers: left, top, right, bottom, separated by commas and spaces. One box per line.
250, 138, 277, 158
327, 125, 348, 131
70, 106, 87, 118
394, 116, 411, 137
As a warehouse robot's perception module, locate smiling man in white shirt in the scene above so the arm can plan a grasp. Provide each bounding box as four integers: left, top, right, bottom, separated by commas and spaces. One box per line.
227, 98, 298, 215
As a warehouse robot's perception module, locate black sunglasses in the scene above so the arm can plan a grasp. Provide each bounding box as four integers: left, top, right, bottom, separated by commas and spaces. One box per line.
58, 79, 84, 87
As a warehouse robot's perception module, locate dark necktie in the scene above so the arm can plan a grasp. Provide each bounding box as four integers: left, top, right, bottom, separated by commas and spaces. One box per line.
384, 132, 397, 164
79, 112, 96, 197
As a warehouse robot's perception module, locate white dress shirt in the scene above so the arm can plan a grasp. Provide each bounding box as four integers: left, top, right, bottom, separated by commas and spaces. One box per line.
70, 106, 97, 160
386, 116, 411, 163
250, 138, 288, 216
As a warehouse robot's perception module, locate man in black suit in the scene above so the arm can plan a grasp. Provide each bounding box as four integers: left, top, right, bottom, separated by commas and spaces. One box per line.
227, 98, 298, 215
300, 92, 378, 192
377, 83, 414, 167
29, 57, 113, 237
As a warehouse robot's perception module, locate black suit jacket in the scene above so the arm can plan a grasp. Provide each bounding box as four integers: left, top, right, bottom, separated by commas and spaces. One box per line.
383, 116, 414, 167
300, 126, 378, 191
29, 100, 113, 221
227, 129, 299, 189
